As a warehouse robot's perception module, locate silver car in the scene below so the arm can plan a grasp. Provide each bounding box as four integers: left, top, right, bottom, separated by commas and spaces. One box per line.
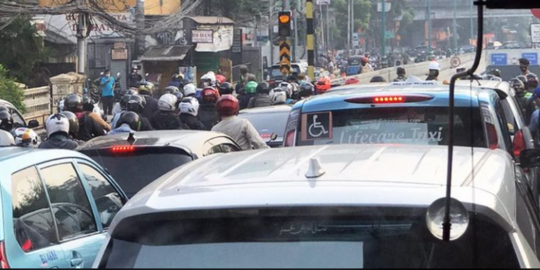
94, 144, 540, 268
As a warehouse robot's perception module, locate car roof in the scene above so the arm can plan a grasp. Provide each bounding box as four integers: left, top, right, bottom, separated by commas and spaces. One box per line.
77, 130, 232, 151
0, 99, 15, 108
112, 144, 517, 232
298, 82, 500, 112
0, 147, 98, 170
239, 105, 292, 114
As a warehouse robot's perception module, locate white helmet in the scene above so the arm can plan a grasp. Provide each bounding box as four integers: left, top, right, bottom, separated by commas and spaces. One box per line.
179, 97, 200, 116
201, 71, 216, 85
0, 130, 15, 146
184, 83, 197, 97
279, 82, 293, 97
45, 114, 70, 137
428, 61, 441, 71
158, 94, 178, 112
271, 90, 287, 105
11, 127, 40, 148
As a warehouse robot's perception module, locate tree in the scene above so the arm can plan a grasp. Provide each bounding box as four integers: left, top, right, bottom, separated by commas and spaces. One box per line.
0, 16, 49, 86
0, 65, 26, 113
329, 0, 371, 50
202, 0, 270, 27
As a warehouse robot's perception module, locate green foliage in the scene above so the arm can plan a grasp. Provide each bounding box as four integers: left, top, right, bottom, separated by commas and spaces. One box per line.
206, 0, 269, 25
0, 16, 48, 85
330, 0, 371, 49
0, 65, 26, 113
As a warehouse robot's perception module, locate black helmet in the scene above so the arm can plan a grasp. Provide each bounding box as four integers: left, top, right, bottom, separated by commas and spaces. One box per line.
82, 96, 94, 112
516, 75, 527, 85
300, 83, 314, 98
59, 111, 79, 136
120, 94, 132, 110
127, 94, 146, 114
397, 67, 406, 76
118, 111, 141, 131
287, 75, 298, 83
256, 82, 270, 94
64, 93, 83, 113
370, 76, 386, 83
526, 73, 539, 88
509, 78, 525, 90
488, 68, 501, 77
0, 111, 13, 131
219, 82, 234, 95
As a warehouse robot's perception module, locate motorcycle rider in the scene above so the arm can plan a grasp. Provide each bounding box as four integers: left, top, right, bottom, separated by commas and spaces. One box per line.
63, 94, 107, 141
510, 78, 528, 118
393, 67, 407, 82
59, 111, 84, 145
370, 76, 386, 83
426, 61, 440, 81
200, 72, 217, 89
299, 83, 315, 100
211, 95, 269, 151
247, 82, 272, 108
39, 114, 79, 150
270, 89, 288, 105
184, 83, 197, 98
83, 96, 111, 131
126, 94, 153, 131
129, 68, 143, 88
168, 73, 184, 89
179, 97, 206, 130
239, 81, 258, 110
219, 82, 234, 96
151, 94, 184, 130
109, 111, 142, 135
198, 87, 220, 130
139, 81, 159, 120
11, 127, 40, 148
0, 130, 15, 146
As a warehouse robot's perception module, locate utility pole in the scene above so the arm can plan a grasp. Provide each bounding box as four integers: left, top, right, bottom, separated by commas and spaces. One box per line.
269, 0, 274, 66
453, 0, 457, 51
135, 0, 145, 60
351, 0, 354, 52
381, 0, 386, 57
306, 0, 315, 81
293, 0, 298, 61
325, 4, 329, 52
347, 0, 351, 55
427, 0, 431, 55
319, 4, 325, 52
470, 0, 474, 41
76, 0, 89, 74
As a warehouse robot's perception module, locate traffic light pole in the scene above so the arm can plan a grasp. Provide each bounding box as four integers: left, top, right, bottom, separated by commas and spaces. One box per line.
306, 0, 315, 81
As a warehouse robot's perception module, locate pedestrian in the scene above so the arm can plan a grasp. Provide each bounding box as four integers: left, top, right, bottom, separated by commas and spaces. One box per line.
100, 69, 115, 116
519, 58, 531, 77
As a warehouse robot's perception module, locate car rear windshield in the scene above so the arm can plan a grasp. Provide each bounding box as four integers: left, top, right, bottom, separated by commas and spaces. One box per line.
98, 207, 519, 268
271, 65, 301, 78
239, 111, 289, 139
297, 106, 487, 147
80, 147, 193, 198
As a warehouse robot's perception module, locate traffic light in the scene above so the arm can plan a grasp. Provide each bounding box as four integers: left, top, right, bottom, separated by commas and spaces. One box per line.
278, 11, 292, 37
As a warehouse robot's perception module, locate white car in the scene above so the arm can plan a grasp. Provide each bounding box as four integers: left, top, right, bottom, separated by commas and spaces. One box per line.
93, 144, 540, 268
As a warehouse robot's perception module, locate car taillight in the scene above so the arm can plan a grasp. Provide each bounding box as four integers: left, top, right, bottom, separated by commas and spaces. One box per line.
486, 123, 498, 150
283, 109, 300, 147
1, 241, 9, 269
513, 130, 525, 158
111, 145, 135, 153
345, 94, 433, 104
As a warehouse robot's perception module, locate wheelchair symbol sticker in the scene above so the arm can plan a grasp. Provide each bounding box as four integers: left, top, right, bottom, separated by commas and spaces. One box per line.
301, 112, 333, 141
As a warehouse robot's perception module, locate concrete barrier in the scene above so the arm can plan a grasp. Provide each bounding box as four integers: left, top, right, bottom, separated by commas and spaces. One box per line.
23, 86, 51, 128
330, 52, 488, 85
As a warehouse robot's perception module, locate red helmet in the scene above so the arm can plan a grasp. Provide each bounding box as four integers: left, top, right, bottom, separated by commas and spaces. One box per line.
316, 78, 331, 93
345, 77, 360, 85
201, 87, 220, 103
216, 95, 239, 117
216, 74, 227, 85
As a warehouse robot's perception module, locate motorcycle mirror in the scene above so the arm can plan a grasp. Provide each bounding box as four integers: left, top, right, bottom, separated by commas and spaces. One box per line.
100, 72, 104, 75
145, 73, 149, 77
117, 72, 121, 77
271, 133, 278, 141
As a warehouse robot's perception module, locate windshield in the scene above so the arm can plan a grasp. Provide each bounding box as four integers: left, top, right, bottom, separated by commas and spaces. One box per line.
80, 147, 193, 198
297, 107, 486, 147
99, 207, 519, 268
238, 111, 290, 140
271, 65, 301, 78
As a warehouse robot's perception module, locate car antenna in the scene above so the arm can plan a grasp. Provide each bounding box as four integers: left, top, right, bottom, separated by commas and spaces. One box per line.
127, 132, 136, 145
443, 0, 485, 242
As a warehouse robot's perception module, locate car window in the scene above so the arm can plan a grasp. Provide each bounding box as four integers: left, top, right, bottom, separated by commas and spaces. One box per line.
10, 109, 25, 128
39, 163, 97, 241
500, 99, 517, 135
297, 107, 486, 148
78, 163, 124, 229
80, 147, 193, 198
238, 111, 290, 139
207, 145, 224, 155
494, 101, 513, 154
12, 167, 57, 252
221, 143, 241, 153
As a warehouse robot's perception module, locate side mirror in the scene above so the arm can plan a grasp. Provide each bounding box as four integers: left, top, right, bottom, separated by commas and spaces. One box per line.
519, 149, 540, 168
271, 133, 278, 141
28, 120, 39, 128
